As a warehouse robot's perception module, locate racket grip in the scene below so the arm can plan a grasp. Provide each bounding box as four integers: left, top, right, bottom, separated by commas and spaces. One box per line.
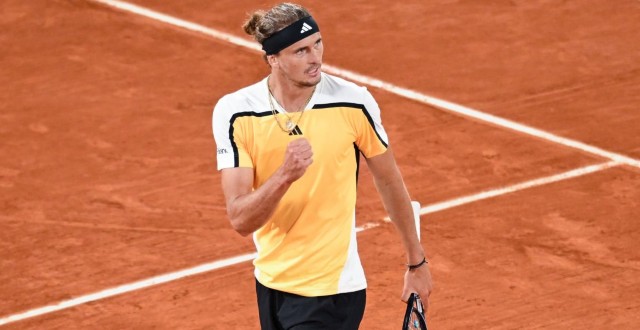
411, 201, 421, 241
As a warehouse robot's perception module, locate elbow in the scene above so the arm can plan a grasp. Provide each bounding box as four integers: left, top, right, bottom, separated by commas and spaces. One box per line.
226, 202, 261, 237
234, 227, 253, 237
229, 217, 253, 237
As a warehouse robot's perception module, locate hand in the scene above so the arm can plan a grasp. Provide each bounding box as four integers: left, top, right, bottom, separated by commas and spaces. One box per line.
401, 263, 433, 313
280, 138, 313, 183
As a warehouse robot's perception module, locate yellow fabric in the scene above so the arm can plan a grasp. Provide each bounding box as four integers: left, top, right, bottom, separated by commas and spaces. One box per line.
213, 73, 389, 296
233, 106, 386, 296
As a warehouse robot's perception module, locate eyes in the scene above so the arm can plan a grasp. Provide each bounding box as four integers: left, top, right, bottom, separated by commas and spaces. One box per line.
295, 39, 323, 56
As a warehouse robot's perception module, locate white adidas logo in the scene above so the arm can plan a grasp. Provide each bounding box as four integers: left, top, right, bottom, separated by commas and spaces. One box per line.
300, 22, 313, 33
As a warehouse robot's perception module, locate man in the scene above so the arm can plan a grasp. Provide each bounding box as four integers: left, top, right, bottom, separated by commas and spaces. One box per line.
212, 3, 432, 329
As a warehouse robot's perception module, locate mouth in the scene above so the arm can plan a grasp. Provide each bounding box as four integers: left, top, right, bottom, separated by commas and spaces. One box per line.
306, 65, 321, 76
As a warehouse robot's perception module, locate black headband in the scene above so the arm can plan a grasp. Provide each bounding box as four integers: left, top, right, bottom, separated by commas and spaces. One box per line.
261, 16, 320, 55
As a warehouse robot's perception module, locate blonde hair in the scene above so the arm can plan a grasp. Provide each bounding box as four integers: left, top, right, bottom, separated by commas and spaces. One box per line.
243, 3, 311, 45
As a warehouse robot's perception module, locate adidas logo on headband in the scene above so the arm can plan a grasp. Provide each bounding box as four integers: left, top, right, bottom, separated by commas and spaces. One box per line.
300, 22, 313, 33
262, 16, 320, 55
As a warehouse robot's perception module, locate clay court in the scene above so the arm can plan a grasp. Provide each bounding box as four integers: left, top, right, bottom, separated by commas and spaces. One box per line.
2, 0, 640, 328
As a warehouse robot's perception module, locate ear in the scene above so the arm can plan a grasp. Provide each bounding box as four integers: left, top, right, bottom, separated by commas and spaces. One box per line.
267, 54, 278, 67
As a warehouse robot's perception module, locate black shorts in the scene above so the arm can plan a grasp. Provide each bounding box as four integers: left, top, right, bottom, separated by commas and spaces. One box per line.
256, 279, 366, 330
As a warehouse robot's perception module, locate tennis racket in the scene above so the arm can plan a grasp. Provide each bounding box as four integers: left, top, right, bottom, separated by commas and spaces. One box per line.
402, 292, 428, 330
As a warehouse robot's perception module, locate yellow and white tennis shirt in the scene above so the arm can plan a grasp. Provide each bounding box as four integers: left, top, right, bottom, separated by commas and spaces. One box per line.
213, 73, 388, 297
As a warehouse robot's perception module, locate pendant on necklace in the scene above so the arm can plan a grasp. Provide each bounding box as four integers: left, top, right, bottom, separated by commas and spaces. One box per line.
285, 119, 295, 131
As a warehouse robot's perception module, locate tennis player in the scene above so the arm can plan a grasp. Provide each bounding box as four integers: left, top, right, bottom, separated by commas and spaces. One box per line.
212, 3, 433, 329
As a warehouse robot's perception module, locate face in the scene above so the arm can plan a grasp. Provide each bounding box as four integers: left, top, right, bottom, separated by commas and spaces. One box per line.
269, 33, 323, 87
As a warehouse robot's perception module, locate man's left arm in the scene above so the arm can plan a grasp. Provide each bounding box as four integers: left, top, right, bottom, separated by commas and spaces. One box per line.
365, 146, 434, 310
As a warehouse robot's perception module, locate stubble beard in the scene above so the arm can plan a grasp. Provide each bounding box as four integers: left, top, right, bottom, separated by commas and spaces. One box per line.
297, 65, 322, 87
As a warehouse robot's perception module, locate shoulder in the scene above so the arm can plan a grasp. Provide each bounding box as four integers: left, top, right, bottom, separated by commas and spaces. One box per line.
319, 72, 369, 97
212, 78, 271, 136
213, 78, 269, 119
315, 73, 378, 110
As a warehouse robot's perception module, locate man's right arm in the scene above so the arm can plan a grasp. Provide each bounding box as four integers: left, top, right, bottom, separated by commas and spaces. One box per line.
220, 138, 313, 236
221, 167, 291, 236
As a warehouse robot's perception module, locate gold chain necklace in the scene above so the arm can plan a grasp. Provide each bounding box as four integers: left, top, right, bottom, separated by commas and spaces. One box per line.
267, 77, 316, 133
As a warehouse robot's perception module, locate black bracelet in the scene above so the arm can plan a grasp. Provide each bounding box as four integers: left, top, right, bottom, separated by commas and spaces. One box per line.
407, 257, 428, 271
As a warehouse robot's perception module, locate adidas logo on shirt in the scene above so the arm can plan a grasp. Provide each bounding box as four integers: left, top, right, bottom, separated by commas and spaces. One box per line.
300, 22, 313, 33
288, 126, 303, 136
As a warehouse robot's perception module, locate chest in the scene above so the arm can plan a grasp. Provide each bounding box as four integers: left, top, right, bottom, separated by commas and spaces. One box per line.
245, 109, 357, 173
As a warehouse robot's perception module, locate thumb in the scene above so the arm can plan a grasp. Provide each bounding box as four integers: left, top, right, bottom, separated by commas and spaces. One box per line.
401, 286, 413, 303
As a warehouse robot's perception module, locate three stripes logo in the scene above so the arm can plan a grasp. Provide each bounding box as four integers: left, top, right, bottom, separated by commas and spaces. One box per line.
288, 126, 303, 136
300, 22, 313, 34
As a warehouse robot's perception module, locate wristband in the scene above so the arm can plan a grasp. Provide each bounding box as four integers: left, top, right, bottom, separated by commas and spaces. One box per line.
407, 257, 428, 271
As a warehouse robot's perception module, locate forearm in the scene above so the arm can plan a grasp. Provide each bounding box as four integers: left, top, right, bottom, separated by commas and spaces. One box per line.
222, 138, 313, 236
373, 168, 425, 263
227, 168, 291, 236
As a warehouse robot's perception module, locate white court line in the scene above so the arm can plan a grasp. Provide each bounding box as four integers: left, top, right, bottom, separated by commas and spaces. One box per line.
0, 161, 620, 326
89, 0, 640, 169
383, 160, 620, 220
0, 253, 257, 326
1, 1, 632, 327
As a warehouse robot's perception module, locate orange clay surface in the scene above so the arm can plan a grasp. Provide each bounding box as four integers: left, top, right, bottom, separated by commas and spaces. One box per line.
1, 0, 639, 329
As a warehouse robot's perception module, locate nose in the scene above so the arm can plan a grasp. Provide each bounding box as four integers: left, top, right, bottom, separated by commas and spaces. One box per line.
308, 47, 321, 64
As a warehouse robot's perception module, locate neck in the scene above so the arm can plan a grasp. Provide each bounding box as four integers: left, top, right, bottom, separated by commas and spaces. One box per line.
268, 74, 316, 113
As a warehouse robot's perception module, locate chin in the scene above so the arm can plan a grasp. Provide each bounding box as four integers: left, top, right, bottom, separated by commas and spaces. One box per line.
304, 75, 322, 87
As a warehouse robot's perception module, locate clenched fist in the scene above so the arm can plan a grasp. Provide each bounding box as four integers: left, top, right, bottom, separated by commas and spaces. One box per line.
280, 138, 313, 184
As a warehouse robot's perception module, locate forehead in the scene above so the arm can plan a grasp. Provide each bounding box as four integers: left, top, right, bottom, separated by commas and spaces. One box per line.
283, 32, 322, 52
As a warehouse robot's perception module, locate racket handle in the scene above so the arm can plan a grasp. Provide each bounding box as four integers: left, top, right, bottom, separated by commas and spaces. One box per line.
411, 201, 421, 241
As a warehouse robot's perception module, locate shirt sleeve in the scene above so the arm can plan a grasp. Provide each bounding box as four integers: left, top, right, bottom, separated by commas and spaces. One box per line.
354, 87, 389, 158
212, 95, 254, 170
